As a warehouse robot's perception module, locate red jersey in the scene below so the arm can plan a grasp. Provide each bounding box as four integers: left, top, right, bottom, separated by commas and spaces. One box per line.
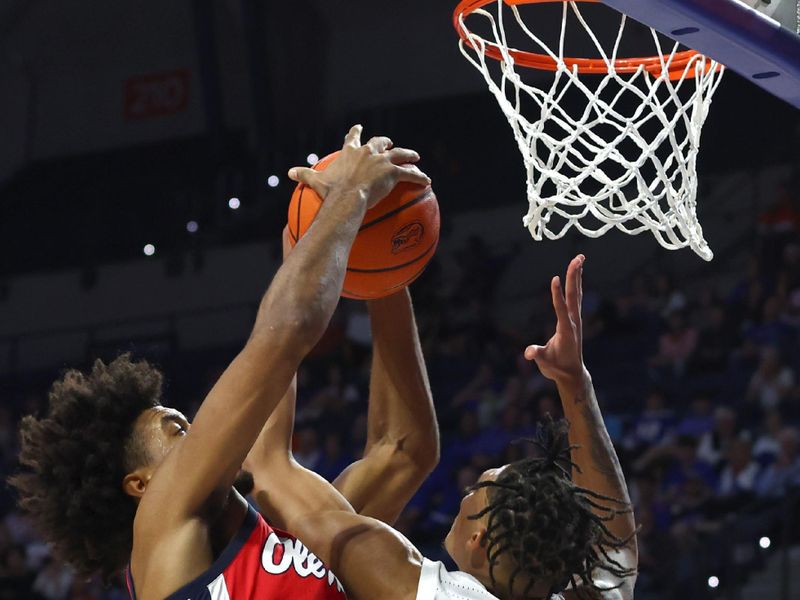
126, 505, 347, 600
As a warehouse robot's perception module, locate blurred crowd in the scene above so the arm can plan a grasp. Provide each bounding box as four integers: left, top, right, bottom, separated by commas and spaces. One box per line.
0, 188, 799, 599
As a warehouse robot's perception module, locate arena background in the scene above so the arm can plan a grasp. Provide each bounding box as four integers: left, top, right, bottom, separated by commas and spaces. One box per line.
0, 1, 799, 598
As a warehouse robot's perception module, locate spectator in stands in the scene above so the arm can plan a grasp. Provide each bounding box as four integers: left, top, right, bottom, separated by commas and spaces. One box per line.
624, 390, 676, 455
472, 401, 534, 459
728, 254, 767, 329
293, 427, 322, 470
758, 184, 800, 272
717, 438, 760, 498
511, 351, 550, 401
778, 242, 800, 294
0, 544, 34, 600
451, 361, 498, 413
759, 184, 800, 233
630, 471, 672, 533
752, 409, 784, 465
439, 410, 481, 472
746, 346, 795, 412
298, 363, 360, 425
649, 310, 698, 379
653, 273, 688, 318
690, 305, 738, 375
347, 411, 368, 459
757, 427, 800, 498
634, 435, 717, 503
315, 432, 353, 483
2, 510, 34, 549
632, 504, 676, 596
32, 557, 74, 600
745, 295, 795, 350
676, 395, 715, 440
783, 287, 800, 334
696, 406, 739, 469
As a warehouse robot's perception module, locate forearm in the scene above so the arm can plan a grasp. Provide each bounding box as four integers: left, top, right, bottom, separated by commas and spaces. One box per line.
156, 189, 366, 516
244, 377, 297, 468
252, 457, 355, 532
365, 290, 438, 462
333, 290, 438, 522
248, 442, 422, 600
557, 369, 637, 546
251, 187, 367, 353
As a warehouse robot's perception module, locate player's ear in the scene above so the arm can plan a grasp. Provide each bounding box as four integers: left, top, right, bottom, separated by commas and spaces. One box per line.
122, 469, 152, 501
466, 527, 488, 570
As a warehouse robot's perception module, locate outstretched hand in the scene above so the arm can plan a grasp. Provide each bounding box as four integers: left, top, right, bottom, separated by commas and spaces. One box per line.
287, 125, 431, 209
524, 255, 586, 387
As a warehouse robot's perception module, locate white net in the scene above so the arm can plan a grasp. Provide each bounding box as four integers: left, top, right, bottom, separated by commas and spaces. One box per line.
457, 0, 725, 260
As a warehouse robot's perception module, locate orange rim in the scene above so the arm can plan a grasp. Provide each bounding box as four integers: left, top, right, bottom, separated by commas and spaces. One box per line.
453, 0, 709, 78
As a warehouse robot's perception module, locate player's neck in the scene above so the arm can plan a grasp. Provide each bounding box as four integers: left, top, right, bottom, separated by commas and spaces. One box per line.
208, 490, 250, 557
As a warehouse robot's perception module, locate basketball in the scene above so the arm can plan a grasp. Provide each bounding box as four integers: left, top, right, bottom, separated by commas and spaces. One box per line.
287, 152, 440, 299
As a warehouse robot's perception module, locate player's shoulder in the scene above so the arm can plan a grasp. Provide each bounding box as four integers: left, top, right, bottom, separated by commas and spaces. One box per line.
416, 558, 500, 600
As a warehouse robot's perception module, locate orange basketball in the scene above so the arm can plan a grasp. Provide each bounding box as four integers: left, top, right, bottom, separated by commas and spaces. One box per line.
287, 152, 440, 299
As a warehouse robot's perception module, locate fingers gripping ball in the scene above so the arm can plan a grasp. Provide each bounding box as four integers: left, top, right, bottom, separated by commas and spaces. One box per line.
287, 152, 440, 299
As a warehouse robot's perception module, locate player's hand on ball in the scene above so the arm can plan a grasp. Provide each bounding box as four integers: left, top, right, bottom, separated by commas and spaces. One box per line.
287, 125, 431, 209
524, 255, 587, 387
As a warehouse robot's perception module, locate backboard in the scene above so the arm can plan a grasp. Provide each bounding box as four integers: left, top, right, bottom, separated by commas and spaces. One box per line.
602, 0, 800, 107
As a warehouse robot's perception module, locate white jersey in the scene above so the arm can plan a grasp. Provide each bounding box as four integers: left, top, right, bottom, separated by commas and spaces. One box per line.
415, 556, 628, 600
415, 558, 501, 600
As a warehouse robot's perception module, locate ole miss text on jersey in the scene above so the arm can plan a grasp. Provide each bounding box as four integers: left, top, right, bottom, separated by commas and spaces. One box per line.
126, 505, 348, 600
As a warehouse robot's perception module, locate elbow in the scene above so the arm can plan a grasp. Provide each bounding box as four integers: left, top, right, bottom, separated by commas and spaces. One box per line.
411, 448, 439, 477
283, 310, 329, 351
372, 431, 439, 480
417, 422, 441, 474
402, 429, 440, 476
424, 431, 441, 474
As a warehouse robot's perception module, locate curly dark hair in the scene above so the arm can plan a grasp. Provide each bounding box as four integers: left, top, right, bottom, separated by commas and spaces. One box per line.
8, 354, 162, 581
468, 417, 636, 600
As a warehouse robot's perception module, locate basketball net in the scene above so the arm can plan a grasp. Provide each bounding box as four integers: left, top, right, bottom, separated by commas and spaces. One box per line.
456, 1, 725, 260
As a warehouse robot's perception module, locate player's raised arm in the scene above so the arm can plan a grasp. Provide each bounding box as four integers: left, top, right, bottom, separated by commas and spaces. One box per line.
332, 288, 439, 524
245, 384, 427, 600
243, 228, 359, 526
137, 127, 430, 525
524, 255, 638, 599
242, 345, 424, 600
241, 351, 425, 600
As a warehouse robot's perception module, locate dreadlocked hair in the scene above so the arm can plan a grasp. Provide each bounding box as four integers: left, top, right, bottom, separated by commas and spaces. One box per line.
468, 416, 636, 600
8, 354, 162, 581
